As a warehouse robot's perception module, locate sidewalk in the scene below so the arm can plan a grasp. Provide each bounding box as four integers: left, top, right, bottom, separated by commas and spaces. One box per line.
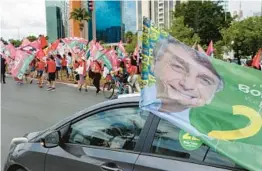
6, 74, 100, 91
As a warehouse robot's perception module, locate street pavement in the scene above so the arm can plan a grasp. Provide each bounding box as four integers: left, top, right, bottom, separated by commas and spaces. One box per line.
1, 78, 106, 168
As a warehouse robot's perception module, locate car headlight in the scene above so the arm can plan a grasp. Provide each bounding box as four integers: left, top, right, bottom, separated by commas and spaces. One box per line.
9, 137, 28, 151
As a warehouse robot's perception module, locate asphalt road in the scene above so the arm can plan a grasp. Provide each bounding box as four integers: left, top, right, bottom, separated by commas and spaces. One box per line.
1, 78, 106, 168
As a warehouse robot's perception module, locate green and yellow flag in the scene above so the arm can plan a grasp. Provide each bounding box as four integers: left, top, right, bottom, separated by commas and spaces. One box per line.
140, 17, 262, 171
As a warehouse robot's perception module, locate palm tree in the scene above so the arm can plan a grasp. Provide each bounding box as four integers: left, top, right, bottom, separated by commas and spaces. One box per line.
70, 8, 91, 37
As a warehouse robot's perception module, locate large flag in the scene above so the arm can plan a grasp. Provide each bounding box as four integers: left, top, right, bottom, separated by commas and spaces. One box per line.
117, 40, 127, 58
5, 44, 16, 59
140, 18, 262, 171
39, 36, 48, 49
11, 50, 34, 79
36, 49, 45, 60
20, 38, 31, 47
251, 49, 261, 69
105, 48, 118, 71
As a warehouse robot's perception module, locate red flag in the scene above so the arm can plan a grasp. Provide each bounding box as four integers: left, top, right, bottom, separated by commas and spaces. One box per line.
39, 36, 48, 49
36, 49, 45, 59
51, 39, 60, 50
251, 49, 261, 69
206, 40, 214, 57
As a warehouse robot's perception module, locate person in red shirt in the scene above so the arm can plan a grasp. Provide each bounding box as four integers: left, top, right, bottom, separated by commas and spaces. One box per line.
61, 54, 68, 80
46, 55, 56, 91
77, 57, 88, 92
36, 58, 46, 88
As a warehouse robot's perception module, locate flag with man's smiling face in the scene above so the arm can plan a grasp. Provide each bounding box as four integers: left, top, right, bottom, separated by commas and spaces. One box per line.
140, 17, 262, 171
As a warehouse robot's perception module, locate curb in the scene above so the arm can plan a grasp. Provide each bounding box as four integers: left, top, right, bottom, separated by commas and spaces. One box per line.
6, 74, 100, 91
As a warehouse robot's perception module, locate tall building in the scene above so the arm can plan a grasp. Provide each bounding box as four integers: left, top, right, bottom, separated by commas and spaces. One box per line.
45, 0, 69, 42
68, 0, 176, 42
122, 1, 138, 33
141, 0, 176, 29
45, 6, 64, 43
253, 12, 262, 16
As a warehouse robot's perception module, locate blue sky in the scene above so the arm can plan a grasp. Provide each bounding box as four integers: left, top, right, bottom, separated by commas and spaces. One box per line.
95, 1, 121, 30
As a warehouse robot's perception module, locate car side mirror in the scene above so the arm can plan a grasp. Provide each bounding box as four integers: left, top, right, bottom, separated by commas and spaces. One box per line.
41, 131, 60, 148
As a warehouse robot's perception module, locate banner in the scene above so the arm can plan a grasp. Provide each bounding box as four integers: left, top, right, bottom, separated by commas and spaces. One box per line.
11, 50, 34, 79
140, 17, 262, 171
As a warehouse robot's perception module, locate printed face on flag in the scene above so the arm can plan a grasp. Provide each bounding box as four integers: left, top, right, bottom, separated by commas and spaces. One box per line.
153, 38, 223, 113
141, 18, 262, 171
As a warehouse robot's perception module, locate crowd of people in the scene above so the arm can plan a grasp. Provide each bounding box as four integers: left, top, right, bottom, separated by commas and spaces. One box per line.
0, 51, 142, 95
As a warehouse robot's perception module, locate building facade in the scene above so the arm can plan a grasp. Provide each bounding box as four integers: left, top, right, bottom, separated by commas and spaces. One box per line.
67, 0, 178, 42
45, 0, 69, 43
140, 0, 176, 29
45, 6, 64, 43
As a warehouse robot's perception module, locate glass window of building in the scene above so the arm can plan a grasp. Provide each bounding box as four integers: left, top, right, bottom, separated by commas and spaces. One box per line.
95, 1, 122, 43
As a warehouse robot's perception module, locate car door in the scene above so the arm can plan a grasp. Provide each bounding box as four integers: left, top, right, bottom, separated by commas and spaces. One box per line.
133, 116, 246, 171
44, 104, 152, 171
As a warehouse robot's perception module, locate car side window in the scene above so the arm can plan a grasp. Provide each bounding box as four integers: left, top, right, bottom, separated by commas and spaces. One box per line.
150, 119, 208, 162
68, 107, 148, 151
151, 119, 243, 169
204, 148, 243, 169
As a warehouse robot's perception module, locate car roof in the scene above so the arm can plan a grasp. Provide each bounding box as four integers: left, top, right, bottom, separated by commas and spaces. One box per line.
52, 96, 140, 129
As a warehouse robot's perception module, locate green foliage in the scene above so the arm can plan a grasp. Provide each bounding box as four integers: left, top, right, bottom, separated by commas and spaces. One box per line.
214, 40, 225, 60
45, 36, 49, 41
125, 31, 133, 43
221, 16, 262, 58
174, 1, 233, 45
125, 34, 137, 54
8, 39, 22, 47
27, 35, 37, 42
70, 8, 91, 31
169, 17, 200, 46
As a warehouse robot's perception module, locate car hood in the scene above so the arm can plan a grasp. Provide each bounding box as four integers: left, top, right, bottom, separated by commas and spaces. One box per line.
24, 130, 44, 141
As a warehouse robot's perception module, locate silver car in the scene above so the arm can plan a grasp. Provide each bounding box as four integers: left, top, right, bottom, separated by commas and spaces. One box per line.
4, 97, 245, 171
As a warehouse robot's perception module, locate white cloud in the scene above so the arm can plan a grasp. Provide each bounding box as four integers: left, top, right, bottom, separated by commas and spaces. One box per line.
0, 0, 46, 40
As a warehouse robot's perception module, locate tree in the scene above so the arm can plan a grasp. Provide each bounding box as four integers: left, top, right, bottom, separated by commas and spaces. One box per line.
169, 17, 200, 46
125, 34, 137, 54
220, 16, 262, 64
70, 8, 91, 37
174, 1, 233, 45
27, 35, 37, 42
125, 31, 133, 44
8, 39, 22, 47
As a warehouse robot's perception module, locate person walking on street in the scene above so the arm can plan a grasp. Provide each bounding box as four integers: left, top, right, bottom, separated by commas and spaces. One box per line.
36, 58, 46, 88
61, 54, 68, 80
77, 57, 88, 92
91, 60, 103, 94
1, 55, 6, 84
46, 55, 56, 91
67, 52, 73, 81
